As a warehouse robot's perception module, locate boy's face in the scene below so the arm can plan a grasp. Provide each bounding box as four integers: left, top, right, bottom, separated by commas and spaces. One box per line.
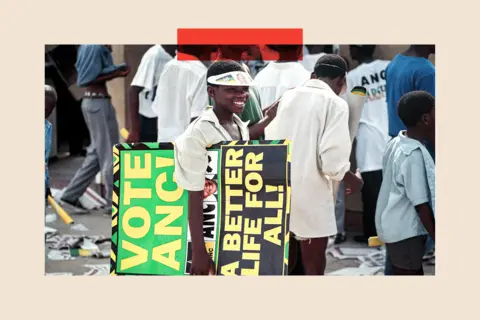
45, 96, 56, 119
208, 85, 249, 114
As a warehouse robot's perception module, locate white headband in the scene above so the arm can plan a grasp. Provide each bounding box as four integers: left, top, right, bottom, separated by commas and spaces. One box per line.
207, 71, 255, 87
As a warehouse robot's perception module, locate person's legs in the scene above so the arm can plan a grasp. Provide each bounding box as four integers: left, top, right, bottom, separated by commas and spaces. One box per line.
61, 98, 106, 205
355, 170, 382, 243
334, 182, 347, 244
384, 254, 394, 275
99, 101, 120, 212
288, 234, 305, 275
299, 237, 329, 275
386, 235, 427, 276
140, 115, 158, 142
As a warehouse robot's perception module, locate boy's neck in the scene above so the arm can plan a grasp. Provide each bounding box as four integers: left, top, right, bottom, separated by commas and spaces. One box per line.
213, 107, 234, 124
405, 129, 426, 143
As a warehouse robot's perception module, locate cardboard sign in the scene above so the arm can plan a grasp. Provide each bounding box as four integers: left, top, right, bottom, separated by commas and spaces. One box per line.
110, 140, 291, 276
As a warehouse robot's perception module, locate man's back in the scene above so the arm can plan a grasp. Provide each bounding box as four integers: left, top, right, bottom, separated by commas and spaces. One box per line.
265, 79, 351, 238
386, 54, 435, 137
254, 62, 310, 108
153, 56, 207, 142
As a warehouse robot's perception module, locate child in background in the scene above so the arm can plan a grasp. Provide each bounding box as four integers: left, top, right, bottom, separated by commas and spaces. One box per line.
375, 91, 435, 275
45, 85, 57, 206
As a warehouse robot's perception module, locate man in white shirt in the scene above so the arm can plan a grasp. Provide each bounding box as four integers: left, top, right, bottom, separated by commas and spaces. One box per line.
127, 45, 176, 142
254, 45, 311, 109
265, 54, 351, 275
347, 45, 390, 243
152, 45, 212, 142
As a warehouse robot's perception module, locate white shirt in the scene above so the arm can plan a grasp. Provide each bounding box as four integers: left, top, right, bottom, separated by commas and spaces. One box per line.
265, 79, 351, 238
346, 60, 390, 173
130, 45, 173, 118
300, 52, 326, 73
152, 54, 207, 142
174, 107, 250, 191
253, 62, 310, 108
375, 131, 430, 243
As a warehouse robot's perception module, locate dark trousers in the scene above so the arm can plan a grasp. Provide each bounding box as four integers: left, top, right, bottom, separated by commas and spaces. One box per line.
140, 115, 158, 142
360, 170, 383, 238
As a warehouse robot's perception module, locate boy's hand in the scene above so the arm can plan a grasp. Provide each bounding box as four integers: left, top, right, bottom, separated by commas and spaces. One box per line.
46, 187, 52, 200
126, 129, 140, 143
190, 251, 215, 276
344, 169, 364, 196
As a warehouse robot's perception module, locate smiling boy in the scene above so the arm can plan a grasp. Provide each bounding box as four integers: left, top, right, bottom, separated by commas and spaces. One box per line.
174, 60, 253, 275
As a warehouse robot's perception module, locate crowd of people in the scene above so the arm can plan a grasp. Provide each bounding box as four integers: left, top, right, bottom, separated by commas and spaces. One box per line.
45, 44, 436, 276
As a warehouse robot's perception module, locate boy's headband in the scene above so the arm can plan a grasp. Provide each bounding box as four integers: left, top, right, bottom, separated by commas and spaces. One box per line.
207, 71, 255, 87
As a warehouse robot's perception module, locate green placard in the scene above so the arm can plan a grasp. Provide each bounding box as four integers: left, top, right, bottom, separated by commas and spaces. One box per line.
110, 140, 291, 276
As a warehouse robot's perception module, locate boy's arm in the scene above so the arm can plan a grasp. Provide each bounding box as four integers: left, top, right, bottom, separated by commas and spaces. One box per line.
402, 150, 435, 241
415, 203, 435, 242
248, 100, 279, 140
318, 101, 352, 181
127, 50, 159, 142
174, 134, 215, 275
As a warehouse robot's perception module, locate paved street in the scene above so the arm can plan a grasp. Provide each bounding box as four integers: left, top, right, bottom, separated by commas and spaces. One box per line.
45, 155, 435, 276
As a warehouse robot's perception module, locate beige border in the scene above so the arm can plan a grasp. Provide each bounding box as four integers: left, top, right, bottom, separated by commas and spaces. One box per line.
4, 0, 474, 317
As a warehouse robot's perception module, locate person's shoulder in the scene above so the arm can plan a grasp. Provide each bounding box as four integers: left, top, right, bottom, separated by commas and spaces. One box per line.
417, 59, 435, 77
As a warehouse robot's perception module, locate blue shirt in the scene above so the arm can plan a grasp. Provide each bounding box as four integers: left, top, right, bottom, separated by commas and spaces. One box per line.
76, 45, 126, 87
385, 54, 435, 138
375, 131, 432, 243
45, 119, 52, 190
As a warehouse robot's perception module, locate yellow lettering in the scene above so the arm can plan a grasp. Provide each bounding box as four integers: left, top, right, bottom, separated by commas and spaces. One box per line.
266, 194, 284, 209
152, 239, 182, 271
243, 235, 261, 251
225, 148, 243, 167
225, 215, 243, 232
223, 234, 241, 251
265, 209, 283, 225
122, 206, 151, 239
245, 152, 263, 171
120, 240, 148, 271
242, 252, 260, 260
154, 206, 183, 236
155, 156, 174, 168
123, 182, 151, 205
220, 261, 239, 275
241, 261, 260, 276
264, 226, 282, 246
246, 192, 263, 208
245, 172, 263, 193
155, 172, 183, 202
225, 186, 243, 214
244, 218, 262, 235
225, 168, 243, 185
124, 153, 152, 179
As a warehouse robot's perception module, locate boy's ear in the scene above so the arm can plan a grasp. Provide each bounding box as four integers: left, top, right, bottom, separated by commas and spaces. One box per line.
207, 86, 216, 99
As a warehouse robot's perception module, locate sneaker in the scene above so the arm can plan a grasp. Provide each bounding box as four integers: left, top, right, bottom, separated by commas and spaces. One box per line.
334, 233, 347, 244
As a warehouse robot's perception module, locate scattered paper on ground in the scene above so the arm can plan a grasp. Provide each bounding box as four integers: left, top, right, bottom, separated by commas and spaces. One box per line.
45, 213, 57, 224
44, 226, 57, 237
358, 250, 386, 268
327, 266, 384, 276
46, 234, 110, 250
47, 249, 75, 261
83, 264, 110, 276
328, 246, 380, 260
45, 272, 73, 276
71, 223, 89, 232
